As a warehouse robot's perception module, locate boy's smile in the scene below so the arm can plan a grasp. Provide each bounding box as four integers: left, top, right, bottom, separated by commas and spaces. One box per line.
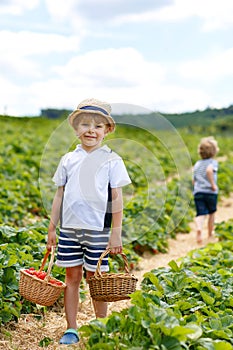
75, 115, 110, 152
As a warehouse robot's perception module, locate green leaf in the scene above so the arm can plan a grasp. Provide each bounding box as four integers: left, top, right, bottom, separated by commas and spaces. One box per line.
209, 329, 231, 340
209, 318, 222, 330
170, 325, 194, 341
106, 315, 121, 333
0, 312, 12, 323
91, 345, 116, 350
168, 260, 180, 272
39, 337, 53, 347
214, 341, 232, 350
161, 335, 182, 350
185, 324, 202, 340
227, 296, 233, 307
142, 272, 164, 292
212, 243, 223, 251
220, 315, 233, 328
200, 291, 215, 305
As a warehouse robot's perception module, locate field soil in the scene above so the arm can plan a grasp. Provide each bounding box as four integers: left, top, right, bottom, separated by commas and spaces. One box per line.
1, 194, 233, 350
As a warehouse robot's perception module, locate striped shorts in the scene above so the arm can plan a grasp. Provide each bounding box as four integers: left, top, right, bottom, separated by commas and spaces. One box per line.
56, 228, 110, 272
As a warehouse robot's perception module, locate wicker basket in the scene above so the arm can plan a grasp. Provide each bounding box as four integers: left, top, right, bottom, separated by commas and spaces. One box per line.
88, 248, 138, 302
19, 247, 66, 306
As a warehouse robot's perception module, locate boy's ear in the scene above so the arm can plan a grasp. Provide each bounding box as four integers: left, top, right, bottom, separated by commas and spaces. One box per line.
104, 126, 111, 135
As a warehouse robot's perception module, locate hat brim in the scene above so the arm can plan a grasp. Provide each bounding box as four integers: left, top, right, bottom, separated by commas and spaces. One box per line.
68, 109, 115, 133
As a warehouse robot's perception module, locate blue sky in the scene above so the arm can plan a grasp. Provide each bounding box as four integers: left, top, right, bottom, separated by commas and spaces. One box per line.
1, 0, 233, 116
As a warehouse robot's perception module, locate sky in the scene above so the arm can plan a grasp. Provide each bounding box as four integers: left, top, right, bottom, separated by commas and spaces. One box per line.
1, 0, 233, 116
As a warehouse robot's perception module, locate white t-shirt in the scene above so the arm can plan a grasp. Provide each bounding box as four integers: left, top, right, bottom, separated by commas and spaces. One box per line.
53, 145, 131, 230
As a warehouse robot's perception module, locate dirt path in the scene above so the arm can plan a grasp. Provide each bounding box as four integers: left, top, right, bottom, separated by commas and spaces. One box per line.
2, 195, 233, 350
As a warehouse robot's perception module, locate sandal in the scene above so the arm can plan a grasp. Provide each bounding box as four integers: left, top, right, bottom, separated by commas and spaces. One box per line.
59, 329, 79, 345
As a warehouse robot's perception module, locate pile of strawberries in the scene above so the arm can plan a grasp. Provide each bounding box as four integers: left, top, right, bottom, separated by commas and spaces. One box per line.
24, 267, 63, 286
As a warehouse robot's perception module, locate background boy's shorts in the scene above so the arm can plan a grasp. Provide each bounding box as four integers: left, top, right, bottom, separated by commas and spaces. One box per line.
56, 228, 110, 272
194, 193, 218, 216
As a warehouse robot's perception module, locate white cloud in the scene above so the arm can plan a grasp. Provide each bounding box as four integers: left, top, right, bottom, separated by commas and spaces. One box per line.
45, 0, 75, 19
179, 48, 233, 81
1, 43, 228, 116
152, 84, 211, 113
0, 30, 80, 56
53, 47, 165, 87
28, 75, 211, 116
29, 47, 165, 112
193, 0, 233, 31
0, 30, 81, 82
45, 0, 79, 21
0, 76, 30, 115
113, 0, 233, 31
0, 0, 39, 15
45, 0, 167, 22
0, 46, 165, 115
5, 46, 211, 116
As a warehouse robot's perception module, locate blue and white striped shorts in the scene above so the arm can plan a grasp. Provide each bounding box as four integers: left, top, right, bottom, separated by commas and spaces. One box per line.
56, 228, 110, 272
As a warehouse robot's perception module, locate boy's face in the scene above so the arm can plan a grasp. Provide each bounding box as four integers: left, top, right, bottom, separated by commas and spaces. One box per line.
74, 114, 110, 152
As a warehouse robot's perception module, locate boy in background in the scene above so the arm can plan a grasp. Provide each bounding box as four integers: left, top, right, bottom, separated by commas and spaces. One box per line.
193, 136, 219, 243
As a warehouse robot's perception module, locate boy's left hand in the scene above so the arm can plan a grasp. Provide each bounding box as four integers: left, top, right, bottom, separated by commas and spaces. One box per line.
108, 245, 122, 254
107, 231, 122, 254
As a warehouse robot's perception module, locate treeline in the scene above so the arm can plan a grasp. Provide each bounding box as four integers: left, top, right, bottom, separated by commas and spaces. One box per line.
1, 104, 233, 131
40, 104, 233, 130
164, 104, 233, 129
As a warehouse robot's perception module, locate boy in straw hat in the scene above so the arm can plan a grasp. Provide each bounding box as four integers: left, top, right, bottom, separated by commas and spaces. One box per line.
47, 98, 131, 345
193, 136, 219, 243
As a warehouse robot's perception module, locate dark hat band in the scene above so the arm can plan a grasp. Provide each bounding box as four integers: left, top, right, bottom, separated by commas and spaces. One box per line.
79, 105, 109, 116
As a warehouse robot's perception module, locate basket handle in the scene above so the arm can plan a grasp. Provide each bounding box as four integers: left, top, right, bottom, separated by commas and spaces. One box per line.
94, 248, 130, 278
39, 246, 55, 280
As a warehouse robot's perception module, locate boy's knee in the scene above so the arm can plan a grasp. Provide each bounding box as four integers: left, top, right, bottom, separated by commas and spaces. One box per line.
85, 270, 95, 282
66, 266, 83, 284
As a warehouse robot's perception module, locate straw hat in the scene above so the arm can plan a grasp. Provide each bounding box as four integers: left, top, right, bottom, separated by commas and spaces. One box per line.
68, 98, 115, 133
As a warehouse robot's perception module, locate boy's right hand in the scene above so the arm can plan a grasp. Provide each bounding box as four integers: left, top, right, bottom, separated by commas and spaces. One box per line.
211, 184, 217, 191
47, 229, 57, 251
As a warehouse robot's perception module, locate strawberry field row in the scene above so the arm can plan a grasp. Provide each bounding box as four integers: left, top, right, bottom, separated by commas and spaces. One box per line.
80, 223, 233, 349
1, 114, 233, 350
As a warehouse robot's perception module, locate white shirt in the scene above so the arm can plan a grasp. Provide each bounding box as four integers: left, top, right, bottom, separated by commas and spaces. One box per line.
53, 145, 131, 230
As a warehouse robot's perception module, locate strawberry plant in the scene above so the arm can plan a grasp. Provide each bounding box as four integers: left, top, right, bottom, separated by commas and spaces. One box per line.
80, 238, 233, 349
0, 222, 66, 324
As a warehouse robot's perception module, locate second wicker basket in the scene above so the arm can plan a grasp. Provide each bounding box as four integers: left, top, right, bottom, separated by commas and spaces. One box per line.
88, 248, 138, 302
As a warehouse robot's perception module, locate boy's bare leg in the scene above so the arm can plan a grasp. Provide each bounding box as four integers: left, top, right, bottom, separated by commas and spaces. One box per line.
195, 215, 205, 243
86, 271, 108, 318
208, 213, 215, 237
64, 266, 83, 329
92, 299, 108, 318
